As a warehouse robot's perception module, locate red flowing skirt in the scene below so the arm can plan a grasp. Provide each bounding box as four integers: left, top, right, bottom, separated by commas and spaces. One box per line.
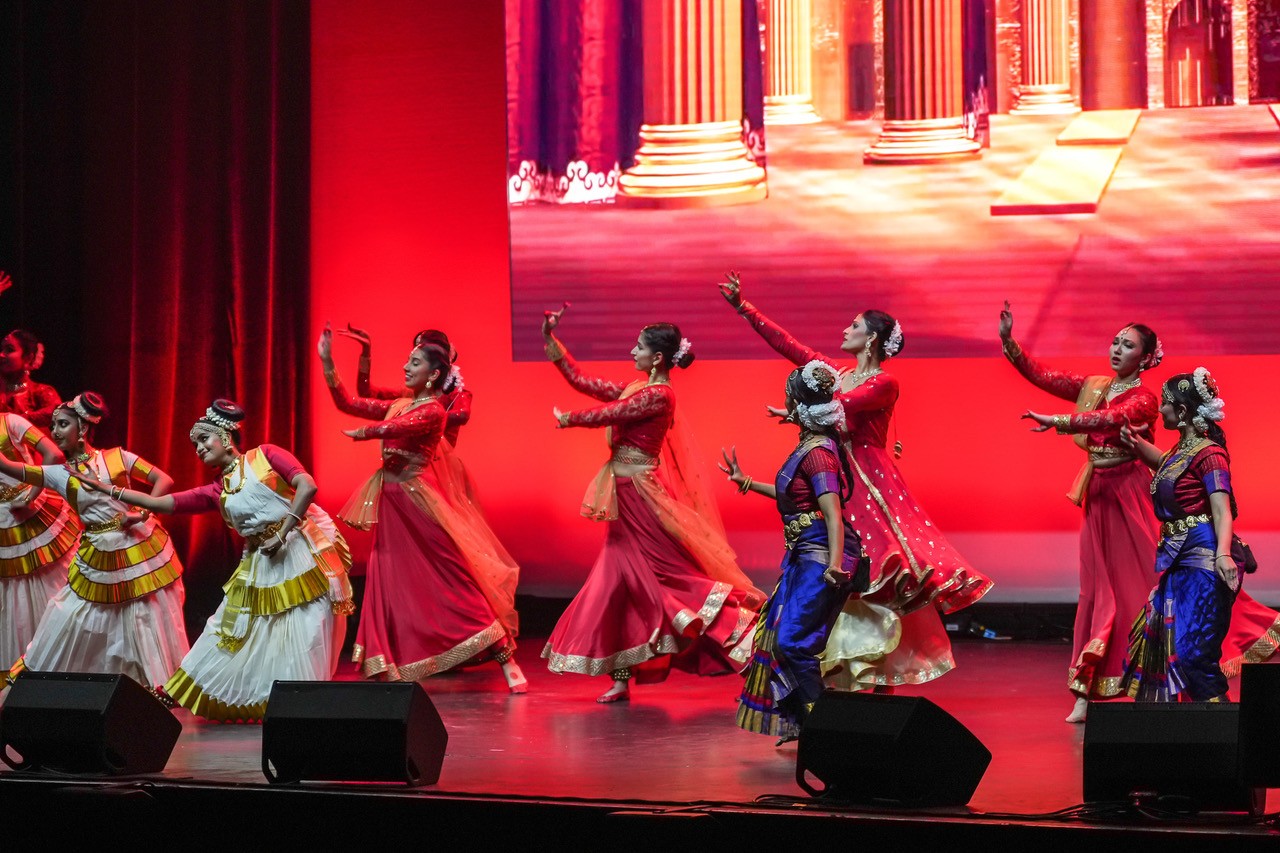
542, 478, 755, 683
353, 486, 507, 681
1071, 461, 1160, 698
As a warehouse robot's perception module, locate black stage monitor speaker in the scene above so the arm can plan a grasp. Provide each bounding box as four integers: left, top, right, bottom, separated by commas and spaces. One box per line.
1240, 663, 1280, 788
262, 681, 448, 786
796, 692, 991, 805
1083, 702, 1262, 814
0, 671, 180, 775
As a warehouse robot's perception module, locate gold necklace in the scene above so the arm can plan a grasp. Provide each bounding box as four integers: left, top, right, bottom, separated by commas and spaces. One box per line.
221, 454, 248, 495
1110, 377, 1141, 395
846, 367, 882, 388
69, 449, 107, 484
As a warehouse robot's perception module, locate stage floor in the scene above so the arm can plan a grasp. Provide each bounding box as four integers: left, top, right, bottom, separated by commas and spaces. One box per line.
70, 638, 1272, 815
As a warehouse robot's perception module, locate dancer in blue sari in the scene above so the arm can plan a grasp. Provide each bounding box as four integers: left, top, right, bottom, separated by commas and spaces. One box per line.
1120, 368, 1241, 701
722, 361, 870, 743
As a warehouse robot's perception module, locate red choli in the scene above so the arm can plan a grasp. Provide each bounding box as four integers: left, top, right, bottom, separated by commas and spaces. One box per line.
0, 380, 60, 429
550, 340, 674, 456
357, 370, 472, 447
736, 302, 898, 449
1005, 344, 1159, 448
786, 446, 842, 513
1171, 445, 1232, 516
327, 377, 446, 470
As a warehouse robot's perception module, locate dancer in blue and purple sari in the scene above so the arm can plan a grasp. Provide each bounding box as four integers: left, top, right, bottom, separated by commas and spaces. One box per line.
722, 361, 870, 743
1120, 368, 1241, 701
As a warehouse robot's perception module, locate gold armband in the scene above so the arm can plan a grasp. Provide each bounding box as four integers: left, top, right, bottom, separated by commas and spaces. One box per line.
323, 367, 341, 389
1053, 414, 1072, 434
545, 339, 565, 362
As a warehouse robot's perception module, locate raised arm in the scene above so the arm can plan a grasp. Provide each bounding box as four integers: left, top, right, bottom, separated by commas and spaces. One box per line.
557, 385, 670, 429
719, 272, 828, 366
443, 388, 473, 431
544, 335, 627, 402
319, 323, 397, 419
998, 304, 1085, 402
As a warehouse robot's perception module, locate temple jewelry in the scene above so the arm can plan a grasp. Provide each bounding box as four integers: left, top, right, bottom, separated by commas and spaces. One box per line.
1110, 377, 1140, 395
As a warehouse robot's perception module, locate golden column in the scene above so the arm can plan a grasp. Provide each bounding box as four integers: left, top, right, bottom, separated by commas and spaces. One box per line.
864, 0, 980, 164
1012, 0, 1078, 113
618, 0, 767, 207
764, 0, 821, 124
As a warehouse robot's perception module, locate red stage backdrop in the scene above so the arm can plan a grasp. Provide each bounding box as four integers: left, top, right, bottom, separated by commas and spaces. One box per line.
310, 1, 1280, 602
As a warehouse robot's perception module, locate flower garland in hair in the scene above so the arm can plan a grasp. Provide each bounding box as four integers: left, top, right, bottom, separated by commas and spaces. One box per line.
444, 365, 464, 393
30, 343, 45, 371
66, 395, 102, 425
882, 321, 904, 359
801, 359, 839, 393
1147, 337, 1164, 370
796, 401, 844, 432
189, 406, 241, 445
1190, 366, 1224, 435
673, 337, 692, 365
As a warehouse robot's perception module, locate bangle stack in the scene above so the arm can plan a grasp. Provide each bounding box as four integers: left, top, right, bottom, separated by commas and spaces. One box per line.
1052, 414, 1071, 435
110, 486, 124, 500
286, 510, 305, 525
737, 476, 753, 495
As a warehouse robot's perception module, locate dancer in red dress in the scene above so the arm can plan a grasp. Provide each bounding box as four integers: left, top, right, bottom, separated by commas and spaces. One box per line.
0, 329, 60, 429
540, 306, 763, 703
719, 274, 993, 692
1002, 305, 1279, 721
318, 325, 526, 692
337, 325, 473, 447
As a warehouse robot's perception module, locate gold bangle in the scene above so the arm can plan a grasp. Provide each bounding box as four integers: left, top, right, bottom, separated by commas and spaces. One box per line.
323, 367, 341, 389
738, 475, 753, 495
736, 300, 753, 316
1053, 414, 1071, 434
1002, 338, 1023, 361
545, 339, 565, 362
557, 412, 570, 428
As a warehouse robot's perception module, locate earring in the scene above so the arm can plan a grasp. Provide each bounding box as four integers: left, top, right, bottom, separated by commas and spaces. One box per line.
1176, 420, 1186, 428
649, 365, 658, 382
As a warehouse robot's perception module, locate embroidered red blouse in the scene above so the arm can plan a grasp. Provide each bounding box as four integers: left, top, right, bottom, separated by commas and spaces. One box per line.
327, 377, 446, 472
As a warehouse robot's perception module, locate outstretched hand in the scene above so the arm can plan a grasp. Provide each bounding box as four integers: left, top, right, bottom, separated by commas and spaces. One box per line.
0, 271, 11, 294
552, 406, 568, 428
1118, 418, 1138, 450
317, 322, 334, 362
1021, 410, 1054, 433
765, 404, 793, 423
542, 302, 570, 338
718, 271, 743, 308
998, 300, 1013, 340
717, 446, 746, 485
336, 323, 371, 352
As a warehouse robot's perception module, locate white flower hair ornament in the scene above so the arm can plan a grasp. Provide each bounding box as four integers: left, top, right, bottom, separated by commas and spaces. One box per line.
673, 337, 692, 365
1191, 366, 1225, 435
882, 321, 904, 359
1147, 337, 1164, 370
30, 343, 45, 371
445, 365, 465, 393
801, 359, 839, 393
796, 400, 844, 432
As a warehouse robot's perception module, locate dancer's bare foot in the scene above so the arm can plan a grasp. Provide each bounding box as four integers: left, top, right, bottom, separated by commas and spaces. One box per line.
1065, 696, 1088, 724
596, 679, 630, 704
500, 659, 528, 695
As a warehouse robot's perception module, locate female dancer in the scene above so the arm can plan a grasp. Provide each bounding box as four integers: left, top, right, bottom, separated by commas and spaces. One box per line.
0, 329, 60, 428
317, 325, 526, 691
1119, 370, 1239, 701
3, 393, 188, 689
719, 274, 992, 692
1003, 306, 1280, 718
81, 401, 354, 721
999, 304, 1164, 721
338, 325, 473, 447
540, 307, 763, 703
722, 361, 868, 742
0, 412, 79, 667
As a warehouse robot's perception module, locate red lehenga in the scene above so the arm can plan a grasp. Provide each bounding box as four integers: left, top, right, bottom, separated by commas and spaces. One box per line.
325, 375, 519, 681
734, 302, 993, 689
540, 337, 763, 682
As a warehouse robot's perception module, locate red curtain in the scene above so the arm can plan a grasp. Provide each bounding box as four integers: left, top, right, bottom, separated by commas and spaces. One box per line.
3, 0, 310, 625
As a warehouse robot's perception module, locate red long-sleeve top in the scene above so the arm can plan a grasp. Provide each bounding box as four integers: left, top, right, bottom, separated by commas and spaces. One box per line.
327, 376, 446, 473
1004, 341, 1159, 448
736, 302, 898, 450
356, 370, 471, 447
549, 339, 674, 457
0, 380, 60, 429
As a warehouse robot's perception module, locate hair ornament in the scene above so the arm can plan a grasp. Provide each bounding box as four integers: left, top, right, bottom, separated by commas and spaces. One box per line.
66, 395, 102, 425
445, 365, 464, 393
800, 359, 839, 394
1148, 337, 1164, 369
30, 343, 45, 371
883, 321, 904, 359
796, 400, 844, 432
673, 337, 692, 365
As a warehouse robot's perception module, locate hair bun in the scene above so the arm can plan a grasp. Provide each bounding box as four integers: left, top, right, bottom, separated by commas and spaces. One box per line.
210, 399, 246, 424
79, 391, 109, 420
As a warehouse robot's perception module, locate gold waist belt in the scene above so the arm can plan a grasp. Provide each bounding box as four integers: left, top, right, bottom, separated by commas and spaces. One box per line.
1088, 446, 1133, 463
0, 483, 28, 503
244, 519, 286, 550
611, 447, 658, 467
783, 511, 824, 549
1161, 514, 1211, 538
83, 515, 124, 534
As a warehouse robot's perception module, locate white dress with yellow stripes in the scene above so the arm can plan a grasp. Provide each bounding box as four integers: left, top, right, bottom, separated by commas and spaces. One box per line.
14, 448, 189, 688
163, 447, 353, 722
0, 414, 80, 666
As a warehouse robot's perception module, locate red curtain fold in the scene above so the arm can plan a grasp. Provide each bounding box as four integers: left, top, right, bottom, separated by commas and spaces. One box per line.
4, 0, 310, 628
